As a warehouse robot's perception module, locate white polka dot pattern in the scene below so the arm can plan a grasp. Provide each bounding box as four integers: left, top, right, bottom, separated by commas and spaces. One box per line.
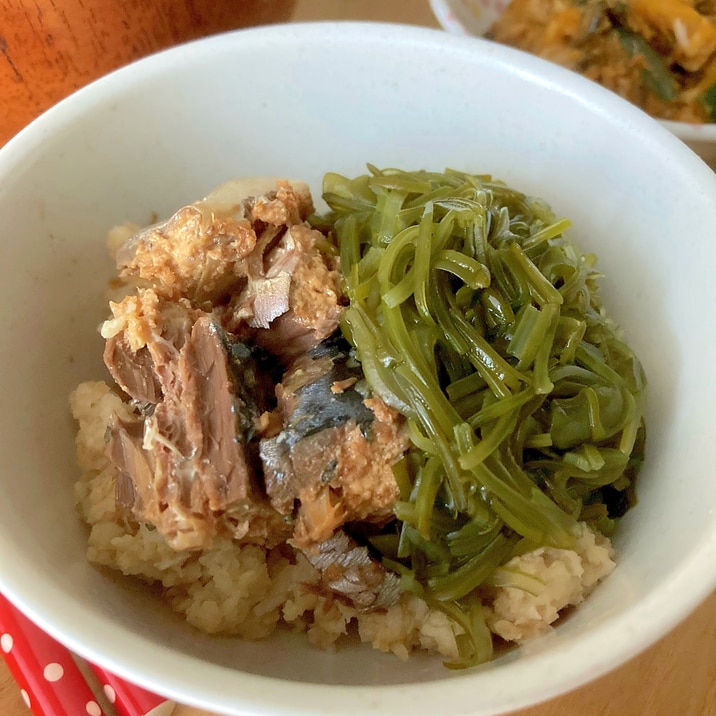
103, 683, 116, 703
43, 662, 64, 682
20, 688, 30, 708
0, 633, 12, 653
86, 700, 102, 716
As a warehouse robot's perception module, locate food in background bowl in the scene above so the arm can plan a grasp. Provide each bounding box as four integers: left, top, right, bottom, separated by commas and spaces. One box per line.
71, 167, 646, 668
487, 0, 716, 124
429, 0, 716, 166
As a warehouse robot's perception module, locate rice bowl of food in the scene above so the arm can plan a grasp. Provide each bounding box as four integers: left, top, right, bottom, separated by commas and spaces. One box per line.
0, 20, 715, 716
430, 0, 716, 168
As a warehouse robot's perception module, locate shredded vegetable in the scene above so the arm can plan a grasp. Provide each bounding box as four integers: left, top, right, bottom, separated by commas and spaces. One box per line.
319, 167, 647, 668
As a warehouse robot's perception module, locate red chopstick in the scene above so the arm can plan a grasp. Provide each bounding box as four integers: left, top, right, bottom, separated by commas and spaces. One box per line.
0, 592, 107, 716
0, 593, 175, 716
89, 663, 175, 716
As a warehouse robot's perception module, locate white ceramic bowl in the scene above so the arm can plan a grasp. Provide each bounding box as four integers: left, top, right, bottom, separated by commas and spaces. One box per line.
1, 21, 716, 716
429, 0, 716, 168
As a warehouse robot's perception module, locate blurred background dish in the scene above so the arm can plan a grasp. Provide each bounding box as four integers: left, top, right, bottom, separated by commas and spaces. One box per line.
429, 0, 716, 168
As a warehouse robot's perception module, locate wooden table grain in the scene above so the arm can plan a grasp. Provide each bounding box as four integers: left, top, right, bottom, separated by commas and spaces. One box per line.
1, 1, 715, 715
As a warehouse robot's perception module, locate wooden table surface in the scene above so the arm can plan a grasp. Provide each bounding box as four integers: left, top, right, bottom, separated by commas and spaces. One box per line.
1, 0, 715, 714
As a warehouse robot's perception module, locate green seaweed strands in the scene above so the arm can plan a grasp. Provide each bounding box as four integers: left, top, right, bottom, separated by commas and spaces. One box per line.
320, 167, 647, 668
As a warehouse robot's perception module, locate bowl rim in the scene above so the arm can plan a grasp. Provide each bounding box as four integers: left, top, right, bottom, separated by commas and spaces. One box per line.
661, 118, 716, 141
1, 20, 716, 716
